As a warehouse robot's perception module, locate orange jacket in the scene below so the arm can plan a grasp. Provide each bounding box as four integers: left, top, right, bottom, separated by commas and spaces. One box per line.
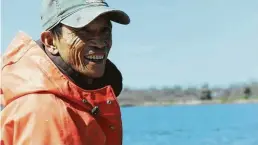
0, 32, 123, 145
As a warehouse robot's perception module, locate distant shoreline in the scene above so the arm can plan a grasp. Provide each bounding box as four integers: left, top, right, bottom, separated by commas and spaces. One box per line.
119, 98, 258, 107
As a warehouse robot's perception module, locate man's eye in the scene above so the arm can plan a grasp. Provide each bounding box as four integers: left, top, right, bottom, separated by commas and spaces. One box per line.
73, 28, 90, 34
83, 28, 91, 33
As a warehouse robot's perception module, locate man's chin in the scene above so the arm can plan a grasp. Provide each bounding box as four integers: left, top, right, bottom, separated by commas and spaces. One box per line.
81, 70, 105, 78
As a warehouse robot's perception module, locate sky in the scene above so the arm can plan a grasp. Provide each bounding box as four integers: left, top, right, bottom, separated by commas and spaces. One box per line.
1, 0, 258, 89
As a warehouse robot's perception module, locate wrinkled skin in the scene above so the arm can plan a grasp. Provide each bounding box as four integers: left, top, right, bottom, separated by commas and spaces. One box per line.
41, 15, 112, 79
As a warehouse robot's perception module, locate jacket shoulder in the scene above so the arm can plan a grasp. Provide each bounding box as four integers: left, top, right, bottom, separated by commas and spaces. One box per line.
1, 93, 64, 123
0, 93, 103, 145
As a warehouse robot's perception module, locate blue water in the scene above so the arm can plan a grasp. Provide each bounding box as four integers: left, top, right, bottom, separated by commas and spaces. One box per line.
121, 104, 258, 145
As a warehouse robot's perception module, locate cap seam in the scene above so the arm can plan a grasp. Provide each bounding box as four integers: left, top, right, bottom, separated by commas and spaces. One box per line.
59, 5, 86, 20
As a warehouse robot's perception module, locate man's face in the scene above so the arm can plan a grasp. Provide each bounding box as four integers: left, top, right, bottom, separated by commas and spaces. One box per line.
54, 16, 112, 78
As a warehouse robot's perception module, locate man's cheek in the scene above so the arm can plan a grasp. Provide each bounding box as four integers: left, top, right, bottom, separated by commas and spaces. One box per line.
107, 40, 112, 49
64, 32, 78, 45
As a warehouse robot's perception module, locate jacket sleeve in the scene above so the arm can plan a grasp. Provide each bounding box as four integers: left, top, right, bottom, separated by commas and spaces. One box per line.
0, 93, 85, 145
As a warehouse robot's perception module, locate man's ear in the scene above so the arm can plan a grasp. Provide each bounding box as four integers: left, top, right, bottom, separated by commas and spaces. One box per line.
40, 31, 59, 55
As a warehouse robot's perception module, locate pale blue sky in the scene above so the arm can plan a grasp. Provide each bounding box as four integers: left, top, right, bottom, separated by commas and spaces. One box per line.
1, 0, 258, 89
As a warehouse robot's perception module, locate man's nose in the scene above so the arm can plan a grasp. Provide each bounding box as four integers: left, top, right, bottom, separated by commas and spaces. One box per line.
89, 39, 107, 49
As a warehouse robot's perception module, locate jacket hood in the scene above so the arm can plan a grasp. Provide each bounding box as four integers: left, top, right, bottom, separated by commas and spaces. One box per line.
1, 31, 123, 108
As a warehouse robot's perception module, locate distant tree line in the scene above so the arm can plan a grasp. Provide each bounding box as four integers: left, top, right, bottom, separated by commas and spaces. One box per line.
118, 81, 258, 105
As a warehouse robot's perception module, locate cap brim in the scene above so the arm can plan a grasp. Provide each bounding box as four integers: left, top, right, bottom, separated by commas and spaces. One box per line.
61, 6, 130, 28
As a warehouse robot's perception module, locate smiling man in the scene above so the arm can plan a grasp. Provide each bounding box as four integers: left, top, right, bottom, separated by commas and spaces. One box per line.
0, 0, 130, 145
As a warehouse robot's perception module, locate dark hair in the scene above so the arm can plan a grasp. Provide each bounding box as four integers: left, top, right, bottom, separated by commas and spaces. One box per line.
50, 24, 63, 38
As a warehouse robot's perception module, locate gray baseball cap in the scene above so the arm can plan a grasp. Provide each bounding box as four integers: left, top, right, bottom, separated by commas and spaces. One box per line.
40, 0, 130, 31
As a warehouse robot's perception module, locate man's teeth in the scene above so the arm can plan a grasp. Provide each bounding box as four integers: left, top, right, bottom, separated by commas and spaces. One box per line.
86, 55, 104, 60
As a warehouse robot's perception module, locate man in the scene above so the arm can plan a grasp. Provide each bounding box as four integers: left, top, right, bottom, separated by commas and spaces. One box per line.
0, 0, 130, 144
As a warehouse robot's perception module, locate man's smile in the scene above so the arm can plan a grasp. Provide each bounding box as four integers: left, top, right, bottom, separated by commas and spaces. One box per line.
84, 53, 106, 64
